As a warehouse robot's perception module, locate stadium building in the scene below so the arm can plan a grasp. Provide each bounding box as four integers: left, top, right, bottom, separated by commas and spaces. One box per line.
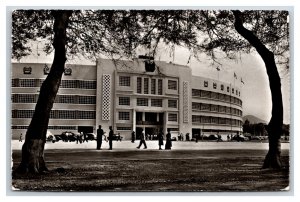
11, 56, 243, 140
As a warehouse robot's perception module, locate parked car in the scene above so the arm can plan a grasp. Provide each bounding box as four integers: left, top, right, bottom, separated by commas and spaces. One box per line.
86, 133, 97, 141
111, 133, 123, 141
232, 134, 248, 142
46, 131, 56, 143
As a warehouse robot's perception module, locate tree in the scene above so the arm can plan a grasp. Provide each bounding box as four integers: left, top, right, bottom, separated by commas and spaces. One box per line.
193, 10, 288, 169
12, 9, 289, 174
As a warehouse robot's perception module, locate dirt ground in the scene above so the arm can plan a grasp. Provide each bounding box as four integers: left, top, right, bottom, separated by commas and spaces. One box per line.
10, 148, 290, 193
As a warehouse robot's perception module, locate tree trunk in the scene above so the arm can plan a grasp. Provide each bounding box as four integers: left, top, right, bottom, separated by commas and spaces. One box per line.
232, 11, 283, 169
14, 11, 72, 175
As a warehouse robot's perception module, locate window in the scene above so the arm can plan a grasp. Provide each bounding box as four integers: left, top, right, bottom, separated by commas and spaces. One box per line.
168, 100, 177, 108
58, 95, 75, 104
211, 92, 218, 99
192, 89, 201, 97
119, 76, 130, 86
213, 82, 217, 89
211, 105, 218, 112
137, 77, 142, 94
78, 96, 96, 104
117, 127, 131, 131
151, 99, 162, 107
119, 97, 130, 106
227, 86, 230, 92
19, 79, 36, 87
168, 113, 178, 122
192, 115, 201, 123
77, 111, 96, 119
192, 102, 200, 110
221, 84, 224, 91
11, 94, 36, 103
236, 90, 238, 95
78, 80, 96, 89
232, 88, 234, 94
151, 79, 156, 94
144, 78, 149, 94
61, 80, 77, 88
201, 90, 211, 98
201, 103, 210, 111
137, 98, 148, 106
204, 81, 208, 87
158, 79, 163, 95
119, 112, 130, 120
168, 80, 177, 90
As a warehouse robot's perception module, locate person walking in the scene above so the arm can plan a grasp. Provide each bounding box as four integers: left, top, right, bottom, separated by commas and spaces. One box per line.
97, 125, 104, 150
137, 129, 147, 149
19, 133, 22, 142
157, 129, 164, 150
165, 129, 172, 150
131, 131, 135, 143
108, 126, 113, 150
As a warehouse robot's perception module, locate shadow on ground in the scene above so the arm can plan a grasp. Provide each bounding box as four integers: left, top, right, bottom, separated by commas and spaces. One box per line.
11, 149, 289, 192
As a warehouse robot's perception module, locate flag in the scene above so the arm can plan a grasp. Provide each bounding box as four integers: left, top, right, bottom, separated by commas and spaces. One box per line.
216, 66, 220, 71
234, 72, 237, 79
241, 77, 244, 84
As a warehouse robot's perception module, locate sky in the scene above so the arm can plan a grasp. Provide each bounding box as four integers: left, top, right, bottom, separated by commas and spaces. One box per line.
16, 42, 291, 124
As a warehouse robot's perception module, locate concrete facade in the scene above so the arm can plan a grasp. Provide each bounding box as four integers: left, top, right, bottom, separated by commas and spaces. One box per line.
11, 57, 243, 140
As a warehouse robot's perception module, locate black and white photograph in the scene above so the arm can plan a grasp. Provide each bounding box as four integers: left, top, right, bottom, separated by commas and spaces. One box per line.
4, 0, 296, 198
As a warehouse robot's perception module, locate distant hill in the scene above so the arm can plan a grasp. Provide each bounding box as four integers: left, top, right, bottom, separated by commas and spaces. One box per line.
242, 115, 267, 124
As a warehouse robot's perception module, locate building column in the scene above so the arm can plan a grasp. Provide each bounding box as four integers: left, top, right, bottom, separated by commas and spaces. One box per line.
133, 109, 136, 132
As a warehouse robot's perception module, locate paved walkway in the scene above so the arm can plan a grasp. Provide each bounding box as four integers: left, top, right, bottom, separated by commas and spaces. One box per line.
11, 140, 290, 151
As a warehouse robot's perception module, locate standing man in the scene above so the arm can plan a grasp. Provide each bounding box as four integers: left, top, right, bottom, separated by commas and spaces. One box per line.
165, 128, 172, 150
97, 125, 104, 150
137, 129, 147, 149
108, 126, 113, 150
158, 129, 164, 150
131, 131, 135, 143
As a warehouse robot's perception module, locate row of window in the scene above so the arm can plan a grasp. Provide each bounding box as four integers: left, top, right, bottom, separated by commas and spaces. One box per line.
11, 125, 77, 130
192, 102, 242, 116
122, 98, 177, 108
204, 80, 241, 96
136, 77, 165, 95
192, 89, 242, 106
118, 111, 178, 122
192, 115, 242, 126
120, 76, 177, 94
12, 110, 96, 119
11, 94, 96, 105
12, 79, 96, 89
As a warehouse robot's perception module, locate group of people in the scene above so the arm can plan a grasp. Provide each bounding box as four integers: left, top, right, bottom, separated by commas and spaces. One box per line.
135, 128, 172, 150
96, 126, 173, 150
96, 125, 114, 150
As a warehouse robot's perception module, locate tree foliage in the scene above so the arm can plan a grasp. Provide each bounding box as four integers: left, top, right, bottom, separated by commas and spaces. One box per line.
11, 9, 289, 173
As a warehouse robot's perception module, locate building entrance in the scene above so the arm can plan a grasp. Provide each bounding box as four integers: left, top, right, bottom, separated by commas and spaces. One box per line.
135, 112, 164, 140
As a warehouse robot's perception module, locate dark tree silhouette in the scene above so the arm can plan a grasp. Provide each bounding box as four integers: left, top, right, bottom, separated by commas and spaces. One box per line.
12, 9, 289, 175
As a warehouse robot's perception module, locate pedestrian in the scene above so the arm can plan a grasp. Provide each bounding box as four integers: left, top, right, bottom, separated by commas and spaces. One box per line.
137, 129, 147, 149
131, 131, 135, 143
227, 134, 230, 141
76, 133, 82, 144
165, 129, 172, 150
19, 133, 22, 142
185, 133, 190, 141
108, 126, 113, 150
83, 132, 88, 143
158, 129, 164, 150
97, 125, 104, 150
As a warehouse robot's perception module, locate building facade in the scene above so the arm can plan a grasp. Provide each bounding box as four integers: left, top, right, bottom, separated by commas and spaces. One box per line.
11, 57, 243, 140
